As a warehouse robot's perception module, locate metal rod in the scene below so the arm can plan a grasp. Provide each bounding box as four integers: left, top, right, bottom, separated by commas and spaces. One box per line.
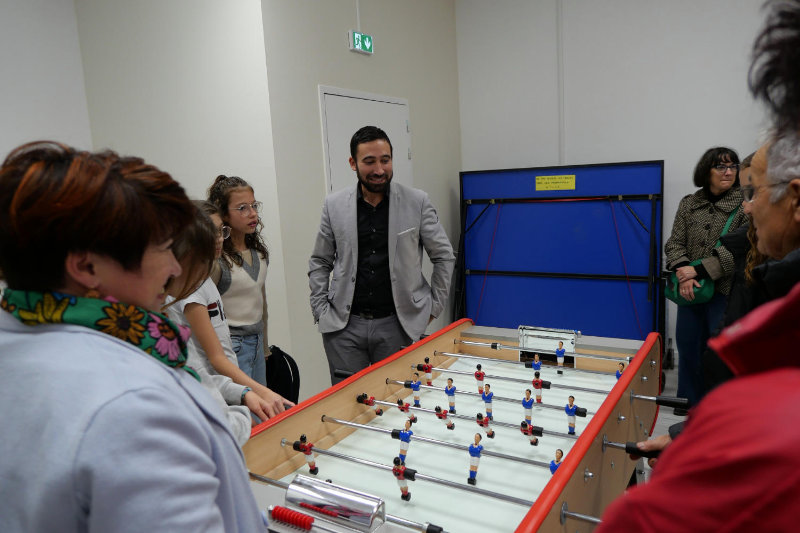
454, 339, 632, 363
279, 439, 534, 508
322, 415, 551, 468
434, 350, 612, 377
630, 392, 689, 409
386, 379, 596, 416
417, 365, 610, 396
249, 473, 446, 533
358, 396, 578, 440
560, 502, 602, 525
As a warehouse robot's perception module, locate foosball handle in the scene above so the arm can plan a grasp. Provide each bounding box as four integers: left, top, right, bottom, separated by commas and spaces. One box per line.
624, 441, 661, 459
333, 368, 355, 379
655, 396, 689, 409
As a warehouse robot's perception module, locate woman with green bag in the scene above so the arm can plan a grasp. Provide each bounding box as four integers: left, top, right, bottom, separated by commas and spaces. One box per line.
665, 147, 748, 412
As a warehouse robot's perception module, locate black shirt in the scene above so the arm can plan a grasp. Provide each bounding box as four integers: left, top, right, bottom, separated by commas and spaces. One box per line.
351, 184, 395, 317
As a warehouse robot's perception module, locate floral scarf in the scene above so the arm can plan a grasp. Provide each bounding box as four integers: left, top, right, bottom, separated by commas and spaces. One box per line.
1, 289, 199, 381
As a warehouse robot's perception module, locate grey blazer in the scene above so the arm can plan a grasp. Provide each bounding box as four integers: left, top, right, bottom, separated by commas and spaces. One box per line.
308, 182, 455, 341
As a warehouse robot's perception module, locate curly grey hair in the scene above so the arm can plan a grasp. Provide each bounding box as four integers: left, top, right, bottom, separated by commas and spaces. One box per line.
766, 132, 800, 202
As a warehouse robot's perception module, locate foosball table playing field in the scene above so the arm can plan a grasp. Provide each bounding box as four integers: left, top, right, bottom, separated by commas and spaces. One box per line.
246, 319, 665, 533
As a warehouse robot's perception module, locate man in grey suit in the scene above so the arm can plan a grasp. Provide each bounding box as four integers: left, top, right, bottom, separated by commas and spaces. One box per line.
309, 126, 455, 384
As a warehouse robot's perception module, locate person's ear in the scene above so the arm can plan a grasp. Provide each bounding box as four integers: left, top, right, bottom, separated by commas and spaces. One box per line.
63, 251, 99, 293
790, 179, 800, 222
349, 156, 357, 172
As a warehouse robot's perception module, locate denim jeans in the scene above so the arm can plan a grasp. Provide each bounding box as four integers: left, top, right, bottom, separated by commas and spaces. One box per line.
676, 292, 727, 407
231, 332, 267, 387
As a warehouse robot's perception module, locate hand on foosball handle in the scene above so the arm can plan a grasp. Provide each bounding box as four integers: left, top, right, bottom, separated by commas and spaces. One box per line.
628, 433, 672, 468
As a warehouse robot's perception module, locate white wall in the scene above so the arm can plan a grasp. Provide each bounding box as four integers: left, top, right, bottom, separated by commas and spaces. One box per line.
0, 0, 92, 156
73, 0, 293, 357
261, 0, 462, 398
456, 0, 768, 344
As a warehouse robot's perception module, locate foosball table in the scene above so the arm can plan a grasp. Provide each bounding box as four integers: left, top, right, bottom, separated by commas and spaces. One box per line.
246, 319, 664, 532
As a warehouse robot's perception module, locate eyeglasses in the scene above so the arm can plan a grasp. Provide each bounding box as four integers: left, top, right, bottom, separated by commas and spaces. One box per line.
714, 164, 739, 173
232, 201, 262, 215
741, 182, 780, 203
217, 225, 231, 239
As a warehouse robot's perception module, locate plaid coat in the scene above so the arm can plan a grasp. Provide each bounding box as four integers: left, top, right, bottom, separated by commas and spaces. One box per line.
665, 186, 747, 295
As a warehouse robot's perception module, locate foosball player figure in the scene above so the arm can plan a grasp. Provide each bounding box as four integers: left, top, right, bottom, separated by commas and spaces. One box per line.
398, 419, 413, 462
396, 399, 418, 424
435, 406, 455, 430
565, 396, 578, 435
392, 457, 412, 501
444, 378, 457, 414
474, 364, 485, 393
520, 421, 539, 446
556, 341, 566, 372
532, 371, 544, 403
522, 389, 534, 424
530, 352, 542, 371
550, 449, 563, 475
481, 383, 494, 419
410, 373, 422, 407
467, 433, 483, 485
360, 394, 383, 416
422, 357, 433, 385
476, 413, 495, 438
616, 362, 625, 380
296, 434, 318, 475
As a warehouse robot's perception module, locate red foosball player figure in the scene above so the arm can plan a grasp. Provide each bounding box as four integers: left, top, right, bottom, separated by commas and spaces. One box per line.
392, 457, 412, 501
422, 357, 433, 385
397, 399, 418, 424
476, 413, 495, 438
474, 364, 485, 393
434, 406, 455, 430
616, 362, 625, 380
520, 421, 539, 446
532, 371, 544, 403
467, 433, 483, 485
296, 434, 318, 475
362, 395, 383, 416
444, 378, 457, 414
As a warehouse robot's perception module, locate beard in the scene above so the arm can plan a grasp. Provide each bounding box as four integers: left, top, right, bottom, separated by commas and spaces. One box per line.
356, 166, 393, 194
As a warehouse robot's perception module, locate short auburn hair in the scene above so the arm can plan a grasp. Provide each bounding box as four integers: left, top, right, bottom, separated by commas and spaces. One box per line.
0, 141, 194, 290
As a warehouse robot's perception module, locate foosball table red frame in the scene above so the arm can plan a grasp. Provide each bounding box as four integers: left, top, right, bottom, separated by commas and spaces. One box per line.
245, 319, 662, 532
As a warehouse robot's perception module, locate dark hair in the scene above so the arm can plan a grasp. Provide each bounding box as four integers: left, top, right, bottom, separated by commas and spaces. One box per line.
166, 200, 217, 302
692, 147, 740, 188
198, 199, 220, 217
349, 126, 393, 159
0, 141, 193, 290
741, 152, 756, 170
207, 174, 268, 268
749, 0, 800, 134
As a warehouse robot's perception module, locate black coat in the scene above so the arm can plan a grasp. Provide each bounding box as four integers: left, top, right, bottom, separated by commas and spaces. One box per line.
702, 236, 800, 395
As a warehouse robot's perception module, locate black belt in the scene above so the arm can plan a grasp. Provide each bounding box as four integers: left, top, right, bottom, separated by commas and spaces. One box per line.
352, 309, 395, 320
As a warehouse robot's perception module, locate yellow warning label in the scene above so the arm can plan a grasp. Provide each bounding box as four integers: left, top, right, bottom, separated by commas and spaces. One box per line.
535, 175, 576, 191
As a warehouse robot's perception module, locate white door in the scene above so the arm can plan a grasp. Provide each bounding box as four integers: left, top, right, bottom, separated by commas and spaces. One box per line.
319, 86, 412, 194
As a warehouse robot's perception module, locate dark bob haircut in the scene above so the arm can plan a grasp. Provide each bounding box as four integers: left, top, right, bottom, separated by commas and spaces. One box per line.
0, 141, 194, 291
166, 200, 217, 303
693, 147, 740, 188
349, 125, 393, 159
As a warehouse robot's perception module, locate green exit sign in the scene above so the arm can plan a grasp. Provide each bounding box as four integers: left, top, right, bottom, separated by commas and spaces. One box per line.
349, 30, 374, 55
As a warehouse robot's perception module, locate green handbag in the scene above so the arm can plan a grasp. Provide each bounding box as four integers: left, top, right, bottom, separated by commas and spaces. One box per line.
665, 207, 739, 306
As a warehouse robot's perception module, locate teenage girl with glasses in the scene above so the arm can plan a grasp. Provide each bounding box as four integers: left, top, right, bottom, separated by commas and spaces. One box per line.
208, 175, 273, 390
165, 201, 292, 422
